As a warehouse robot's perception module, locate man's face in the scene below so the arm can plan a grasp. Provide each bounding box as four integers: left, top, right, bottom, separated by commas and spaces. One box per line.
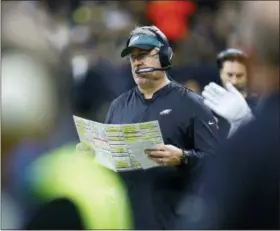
220, 60, 247, 92
129, 48, 162, 87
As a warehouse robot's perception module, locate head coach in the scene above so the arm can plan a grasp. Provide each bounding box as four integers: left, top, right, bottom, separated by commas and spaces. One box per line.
105, 25, 220, 229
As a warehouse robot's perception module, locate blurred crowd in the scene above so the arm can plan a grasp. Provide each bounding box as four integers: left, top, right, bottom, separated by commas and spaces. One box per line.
1, 0, 267, 229
4, 0, 243, 121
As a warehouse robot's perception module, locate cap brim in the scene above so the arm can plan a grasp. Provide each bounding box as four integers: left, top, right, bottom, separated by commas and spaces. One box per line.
121, 44, 154, 57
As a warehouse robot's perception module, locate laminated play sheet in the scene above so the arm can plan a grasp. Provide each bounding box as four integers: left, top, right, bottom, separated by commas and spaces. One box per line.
73, 115, 164, 171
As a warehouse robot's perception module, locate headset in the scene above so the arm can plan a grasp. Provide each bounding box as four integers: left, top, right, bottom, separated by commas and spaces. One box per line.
125, 26, 173, 73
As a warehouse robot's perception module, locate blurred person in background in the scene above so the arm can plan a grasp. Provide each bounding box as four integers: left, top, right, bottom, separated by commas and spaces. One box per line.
175, 1, 279, 229
3, 0, 78, 203
1, 2, 63, 228
103, 25, 220, 229
203, 48, 258, 137
1, 2, 132, 229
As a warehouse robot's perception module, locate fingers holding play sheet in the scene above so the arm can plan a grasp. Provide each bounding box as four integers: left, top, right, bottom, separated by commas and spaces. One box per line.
145, 144, 182, 167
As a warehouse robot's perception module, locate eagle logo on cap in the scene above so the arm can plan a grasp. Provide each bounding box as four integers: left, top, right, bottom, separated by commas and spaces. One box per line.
129, 35, 140, 45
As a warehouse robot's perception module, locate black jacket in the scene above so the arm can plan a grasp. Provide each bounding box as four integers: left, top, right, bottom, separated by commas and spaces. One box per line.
105, 81, 220, 229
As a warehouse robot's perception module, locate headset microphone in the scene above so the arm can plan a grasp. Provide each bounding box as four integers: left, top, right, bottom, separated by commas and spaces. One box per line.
135, 66, 170, 74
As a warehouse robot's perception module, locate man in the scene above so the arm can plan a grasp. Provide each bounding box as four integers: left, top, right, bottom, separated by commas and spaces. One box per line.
176, 1, 279, 229
203, 49, 258, 137
105, 25, 220, 229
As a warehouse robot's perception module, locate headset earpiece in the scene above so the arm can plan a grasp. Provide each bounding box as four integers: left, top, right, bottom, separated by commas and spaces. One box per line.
145, 27, 173, 67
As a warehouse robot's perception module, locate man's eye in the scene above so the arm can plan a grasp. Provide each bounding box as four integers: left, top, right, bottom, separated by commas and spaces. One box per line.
131, 53, 148, 60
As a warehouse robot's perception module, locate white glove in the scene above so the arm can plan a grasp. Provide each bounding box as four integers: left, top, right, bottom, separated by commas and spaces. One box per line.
202, 82, 254, 137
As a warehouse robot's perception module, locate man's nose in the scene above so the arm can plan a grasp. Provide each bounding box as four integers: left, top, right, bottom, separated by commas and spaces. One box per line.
133, 58, 144, 67
230, 76, 238, 85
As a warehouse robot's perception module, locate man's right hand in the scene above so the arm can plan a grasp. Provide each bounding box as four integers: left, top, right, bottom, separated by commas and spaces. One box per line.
75, 142, 96, 158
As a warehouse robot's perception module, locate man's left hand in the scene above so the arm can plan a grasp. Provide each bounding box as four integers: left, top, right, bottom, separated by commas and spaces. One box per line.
145, 144, 183, 166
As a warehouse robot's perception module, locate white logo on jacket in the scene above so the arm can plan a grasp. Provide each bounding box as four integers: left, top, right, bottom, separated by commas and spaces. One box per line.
159, 109, 172, 115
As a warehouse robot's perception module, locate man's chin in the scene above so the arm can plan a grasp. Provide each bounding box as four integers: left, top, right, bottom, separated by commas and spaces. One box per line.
136, 77, 149, 85
135, 76, 152, 86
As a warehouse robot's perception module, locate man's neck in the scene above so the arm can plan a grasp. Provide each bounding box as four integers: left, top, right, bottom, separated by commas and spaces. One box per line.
138, 76, 170, 99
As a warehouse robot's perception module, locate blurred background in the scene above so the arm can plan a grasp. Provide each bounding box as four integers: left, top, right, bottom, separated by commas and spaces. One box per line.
1, 0, 243, 228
